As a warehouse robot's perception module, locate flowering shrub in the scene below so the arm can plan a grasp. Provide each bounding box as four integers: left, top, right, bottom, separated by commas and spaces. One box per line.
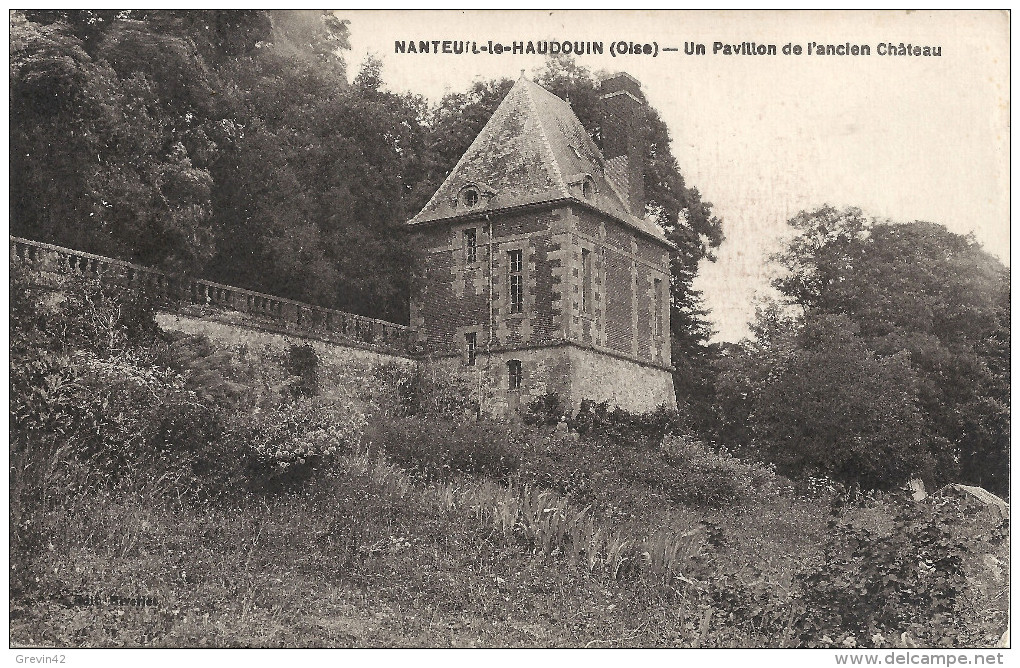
217, 398, 366, 493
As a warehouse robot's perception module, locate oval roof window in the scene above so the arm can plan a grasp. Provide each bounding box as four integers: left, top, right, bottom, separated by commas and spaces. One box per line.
461, 187, 480, 208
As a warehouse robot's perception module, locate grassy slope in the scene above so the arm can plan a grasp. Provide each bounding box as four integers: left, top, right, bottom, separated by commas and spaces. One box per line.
11, 438, 830, 648
14, 436, 1006, 648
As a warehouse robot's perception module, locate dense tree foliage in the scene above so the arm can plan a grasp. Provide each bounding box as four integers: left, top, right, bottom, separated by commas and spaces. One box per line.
717, 313, 928, 490
11, 10, 420, 322
11, 12, 217, 272
717, 205, 1009, 494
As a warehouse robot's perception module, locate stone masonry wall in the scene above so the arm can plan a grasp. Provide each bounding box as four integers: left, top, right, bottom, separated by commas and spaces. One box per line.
410, 208, 570, 358
564, 345, 676, 412
564, 207, 671, 368
157, 311, 414, 371
435, 343, 675, 416
431, 347, 572, 417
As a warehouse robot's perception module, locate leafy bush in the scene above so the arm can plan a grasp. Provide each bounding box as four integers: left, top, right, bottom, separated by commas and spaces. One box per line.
660, 435, 784, 508
568, 399, 681, 446
373, 361, 477, 419
215, 399, 366, 494
155, 334, 250, 406
372, 416, 519, 483
792, 499, 970, 648
284, 343, 320, 398
48, 271, 160, 356
518, 429, 783, 513
523, 392, 565, 426
714, 313, 934, 491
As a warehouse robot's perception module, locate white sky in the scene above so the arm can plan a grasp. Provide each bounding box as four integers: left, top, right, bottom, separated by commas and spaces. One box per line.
343, 10, 1010, 341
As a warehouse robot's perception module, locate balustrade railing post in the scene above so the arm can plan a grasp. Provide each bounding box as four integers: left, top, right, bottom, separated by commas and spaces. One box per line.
10, 235, 412, 354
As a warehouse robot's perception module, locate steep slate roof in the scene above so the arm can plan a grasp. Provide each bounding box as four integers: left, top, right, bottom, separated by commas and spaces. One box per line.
409, 76, 669, 245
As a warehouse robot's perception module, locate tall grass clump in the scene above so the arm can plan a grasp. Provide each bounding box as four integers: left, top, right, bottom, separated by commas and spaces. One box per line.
429, 477, 710, 589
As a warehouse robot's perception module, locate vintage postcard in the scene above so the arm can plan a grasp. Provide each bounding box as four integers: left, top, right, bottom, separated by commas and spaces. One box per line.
8, 9, 1010, 662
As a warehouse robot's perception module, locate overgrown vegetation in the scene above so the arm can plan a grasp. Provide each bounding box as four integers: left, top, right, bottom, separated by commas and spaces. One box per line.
9, 259, 1007, 649
9, 7, 1009, 650
370, 417, 519, 484
372, 361, 479, 419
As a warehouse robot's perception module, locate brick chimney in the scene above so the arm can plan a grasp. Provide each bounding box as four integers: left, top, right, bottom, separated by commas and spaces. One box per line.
598, 72, 647, 217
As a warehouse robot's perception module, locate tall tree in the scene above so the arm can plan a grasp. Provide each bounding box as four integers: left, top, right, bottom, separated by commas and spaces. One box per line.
722, 205, 1009, 494
12, 10, 423, 322
206, 47, 423, 321
11, 11, 217, 272
716, 313, 928, 489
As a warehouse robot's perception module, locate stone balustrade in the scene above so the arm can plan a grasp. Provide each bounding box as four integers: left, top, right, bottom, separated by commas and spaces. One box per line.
10, 235, 412, 353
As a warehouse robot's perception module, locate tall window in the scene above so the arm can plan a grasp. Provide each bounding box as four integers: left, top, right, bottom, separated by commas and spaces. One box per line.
654, 278, 663, 338
508, 249, 523, 313
463, 228, 477, 263
581, 248, 593, 314
507, 360, 522, 390
465, 331, 477, 366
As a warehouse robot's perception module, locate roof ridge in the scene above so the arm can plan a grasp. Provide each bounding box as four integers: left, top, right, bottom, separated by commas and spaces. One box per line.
524, 80, 570, 198
526, 78, 571, 106
526, 79, 636, 218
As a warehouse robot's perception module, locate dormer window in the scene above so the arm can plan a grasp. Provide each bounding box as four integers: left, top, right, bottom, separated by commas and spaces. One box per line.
461, 187, 480, 208
582, 177, 596, 200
